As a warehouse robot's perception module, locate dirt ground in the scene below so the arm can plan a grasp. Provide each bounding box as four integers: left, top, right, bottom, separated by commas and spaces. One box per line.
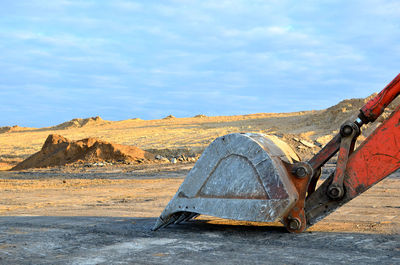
0, 97, 399, 264
0, 164, 399, 264
1, 163, 399, 234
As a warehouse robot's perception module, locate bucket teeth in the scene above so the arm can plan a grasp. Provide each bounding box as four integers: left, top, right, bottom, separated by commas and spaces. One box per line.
175, 212, 199, 224
153, 212, 199, 231
174, 212, 190, 224
183, 213, 199, 223
164, 216, 177, 227
152, 215, 177, 231
152, 218, 165, 231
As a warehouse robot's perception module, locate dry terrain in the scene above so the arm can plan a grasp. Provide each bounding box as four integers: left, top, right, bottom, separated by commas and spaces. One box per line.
1, 95, 398, 170
0, 96, 399, 264
0, 164, 399, 234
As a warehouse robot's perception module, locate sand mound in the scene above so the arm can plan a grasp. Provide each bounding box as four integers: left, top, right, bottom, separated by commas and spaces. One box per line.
11, 134, 154, 170
163, 115, 175, 119
300, 94, 374, 131
52, 116, 106, 129
0, 125, 30, 134
0, 126, 15, 133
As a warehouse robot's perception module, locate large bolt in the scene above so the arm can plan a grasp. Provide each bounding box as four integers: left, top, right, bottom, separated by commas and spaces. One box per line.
327, 185, 344, 200
292, 163, 313, 179
295, 167, 307, 178
288, 218, 301, 231
341, 124, 353, 137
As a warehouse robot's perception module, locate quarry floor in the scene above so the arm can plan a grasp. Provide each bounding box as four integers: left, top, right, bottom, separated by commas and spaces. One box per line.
0, 163, 399, 264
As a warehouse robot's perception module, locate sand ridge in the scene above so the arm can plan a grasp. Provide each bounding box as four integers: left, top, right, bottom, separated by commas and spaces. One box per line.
49, 116, 108, 130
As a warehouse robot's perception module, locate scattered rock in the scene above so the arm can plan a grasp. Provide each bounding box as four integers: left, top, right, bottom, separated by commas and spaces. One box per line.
299, 139, 315, 148
316, 135, 334, 146
194, 114, 207, 118
170, 158, 177, 164
11, 134, 154, 170
155, 155, 170, 163
145, 148, 201, 159
314, 142, 323, 148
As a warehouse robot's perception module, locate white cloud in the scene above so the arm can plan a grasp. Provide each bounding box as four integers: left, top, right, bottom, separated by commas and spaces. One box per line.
11, 32, 109, 49
19, 0, 95, 10
361, 0, 400, 17
110, 1, 142, 11
220, 25, 320, 48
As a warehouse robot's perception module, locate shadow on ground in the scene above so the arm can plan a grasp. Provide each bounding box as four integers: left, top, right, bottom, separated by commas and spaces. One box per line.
0, 216, 399, 265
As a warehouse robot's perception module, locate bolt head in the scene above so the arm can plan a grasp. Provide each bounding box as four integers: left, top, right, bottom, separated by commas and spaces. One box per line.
330, 187, 339, 197
341, 125, 353, 137
288, 218, 301, 230
328, 185, 343, 200
295, 167, 307, 178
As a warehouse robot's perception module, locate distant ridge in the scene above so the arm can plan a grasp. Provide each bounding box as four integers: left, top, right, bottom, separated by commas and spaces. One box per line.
163, 115, 176, 119
51, 116, 107, 129
0, 125, 31, 134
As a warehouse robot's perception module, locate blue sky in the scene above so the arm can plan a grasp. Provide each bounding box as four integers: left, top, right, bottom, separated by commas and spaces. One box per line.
1, 0, 399, 127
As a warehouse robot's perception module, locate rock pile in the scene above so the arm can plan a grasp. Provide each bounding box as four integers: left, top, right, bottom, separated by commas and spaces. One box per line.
11, 134, 154, 170
148, 148, 200, 164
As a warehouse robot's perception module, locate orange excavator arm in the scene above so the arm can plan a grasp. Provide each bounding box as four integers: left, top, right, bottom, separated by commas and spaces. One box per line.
306, 103, 400, 227
284, 74, 400, 232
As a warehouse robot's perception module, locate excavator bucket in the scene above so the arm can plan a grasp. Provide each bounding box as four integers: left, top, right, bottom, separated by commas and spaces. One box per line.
153, 133, 300, 230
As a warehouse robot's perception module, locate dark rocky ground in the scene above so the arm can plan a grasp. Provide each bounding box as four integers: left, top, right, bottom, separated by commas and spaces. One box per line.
1, 216, 399, 265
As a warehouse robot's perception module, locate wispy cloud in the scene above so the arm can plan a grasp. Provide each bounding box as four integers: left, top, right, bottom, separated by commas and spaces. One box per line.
110, 1, 142, 11
9, 31, 110, 48
0, 0, 399, 126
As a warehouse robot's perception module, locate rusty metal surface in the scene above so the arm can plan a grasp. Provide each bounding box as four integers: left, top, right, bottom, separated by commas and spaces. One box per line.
306, 106, 400, 226
345, 105, 400, 197
360, 73, 400, 123
282, 162, 314, 233
153, 133, 299, 230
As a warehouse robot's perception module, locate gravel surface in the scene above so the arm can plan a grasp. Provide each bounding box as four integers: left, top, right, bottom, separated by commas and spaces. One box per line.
1, 216, 399, 265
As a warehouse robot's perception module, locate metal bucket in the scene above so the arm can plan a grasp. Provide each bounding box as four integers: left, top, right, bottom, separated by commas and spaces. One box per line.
153, 133, 300, 230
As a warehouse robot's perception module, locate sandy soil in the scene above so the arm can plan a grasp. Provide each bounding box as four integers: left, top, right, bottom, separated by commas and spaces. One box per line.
0, 164, 399, 235
0, 97, 399, 263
